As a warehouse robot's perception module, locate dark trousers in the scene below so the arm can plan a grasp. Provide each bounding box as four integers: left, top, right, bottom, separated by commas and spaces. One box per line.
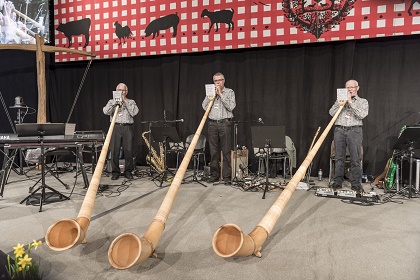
208, 121, 232, 180
333, 126, 363, 186
110, 124, 134, 175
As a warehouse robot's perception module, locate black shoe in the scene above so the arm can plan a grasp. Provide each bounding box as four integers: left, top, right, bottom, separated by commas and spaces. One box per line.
124, 172, 134, 180
207, 177, 219, 183
331, 184, 342, 190
351, 185, 364, 193
111, 174, 119, 180
223, 178, 231, 185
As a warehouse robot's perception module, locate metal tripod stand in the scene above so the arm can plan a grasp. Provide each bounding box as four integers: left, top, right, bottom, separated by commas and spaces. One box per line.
20, 132, 70, 212
183, 148, 207, 187
383, 126, 420, 202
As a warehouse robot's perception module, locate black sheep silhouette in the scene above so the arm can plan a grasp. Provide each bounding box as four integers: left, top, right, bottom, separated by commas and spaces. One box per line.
144, 13, 179, 39
114, 21, 133, 45
408, 0, 419, 15
56, 18, 91, 48
201, 8, 234, 33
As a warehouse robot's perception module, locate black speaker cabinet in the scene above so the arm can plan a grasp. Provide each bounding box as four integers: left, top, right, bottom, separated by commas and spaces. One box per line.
400, 157, 420, 191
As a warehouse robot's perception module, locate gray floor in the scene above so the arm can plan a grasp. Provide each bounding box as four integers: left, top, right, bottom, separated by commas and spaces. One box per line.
0, 166, 419, 280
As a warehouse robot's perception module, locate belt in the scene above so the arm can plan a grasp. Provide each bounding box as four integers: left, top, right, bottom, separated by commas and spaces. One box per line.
115, 123, 132, 126
336, 125, 362, 130
209, 118, 232, 123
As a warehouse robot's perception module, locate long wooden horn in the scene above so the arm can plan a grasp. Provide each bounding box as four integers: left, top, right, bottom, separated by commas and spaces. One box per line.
108, 97, 215, 269
45, 105, 120, 251
212, 103, 345, 258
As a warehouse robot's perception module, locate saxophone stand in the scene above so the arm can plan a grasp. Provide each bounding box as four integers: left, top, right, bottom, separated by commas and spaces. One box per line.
18, 125, 70, 212
248, 126, 286, 199
383, 126, 420, 202
150, 126, 179, 187
140, 120, 160, 177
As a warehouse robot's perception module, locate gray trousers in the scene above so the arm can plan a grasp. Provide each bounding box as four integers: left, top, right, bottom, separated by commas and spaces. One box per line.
110, 124, 134, 175
333, 126, 363, 186
208, 121, 232, 180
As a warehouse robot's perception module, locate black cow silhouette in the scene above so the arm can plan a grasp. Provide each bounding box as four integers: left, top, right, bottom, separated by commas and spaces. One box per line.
56, 18, 91, 48
201, 8, 234, 33
408, 0, 419, 16
144, 13, 179, 39
114, 21, 133, 45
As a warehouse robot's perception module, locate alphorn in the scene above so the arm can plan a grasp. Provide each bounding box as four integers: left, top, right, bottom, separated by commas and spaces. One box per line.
45, 105, 120, 251
212, 102, 345, 258
108, 97, 215, 269
13, 8, 45, 31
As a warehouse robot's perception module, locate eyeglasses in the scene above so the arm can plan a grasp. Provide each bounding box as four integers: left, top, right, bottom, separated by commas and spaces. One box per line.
117, 89, 127, 91
214, 79, 224, 82
346, 86, 358, 89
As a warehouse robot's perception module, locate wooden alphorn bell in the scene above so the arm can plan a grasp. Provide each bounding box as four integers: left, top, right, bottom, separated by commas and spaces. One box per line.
45, 104, 120, 251
212, 102, 345, 258
108, 97, 215, 269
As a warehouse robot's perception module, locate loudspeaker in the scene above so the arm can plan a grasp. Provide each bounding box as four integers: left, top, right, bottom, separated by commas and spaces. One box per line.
0, 249, 13, 280
231, 149, 248, 180
400, 157, 420, 191
219, 149, 249, 180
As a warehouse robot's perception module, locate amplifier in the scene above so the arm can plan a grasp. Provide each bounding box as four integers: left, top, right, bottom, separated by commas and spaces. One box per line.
219, 149, 249, 180
399, 157, 420, 191
231, 149, 248, 180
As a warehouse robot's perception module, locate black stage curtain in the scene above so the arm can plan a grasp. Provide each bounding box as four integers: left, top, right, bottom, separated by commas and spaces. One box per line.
1, 35, 420, 177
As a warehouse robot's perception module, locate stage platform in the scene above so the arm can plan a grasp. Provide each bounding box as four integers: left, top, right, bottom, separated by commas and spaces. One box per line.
0, 166, 419, 280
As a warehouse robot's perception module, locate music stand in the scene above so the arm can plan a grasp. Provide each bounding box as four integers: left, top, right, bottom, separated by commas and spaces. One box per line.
250, 126, 286, 199
183, 134, 207, 188
389, 126, 420, 199
150, 126, 180, 187
17, 123, 70, 212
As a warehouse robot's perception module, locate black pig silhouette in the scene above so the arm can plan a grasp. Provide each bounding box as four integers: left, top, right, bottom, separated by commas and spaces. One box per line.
56, 18, 91, 48
144, 13, 179, 39
201, 8, 234, 33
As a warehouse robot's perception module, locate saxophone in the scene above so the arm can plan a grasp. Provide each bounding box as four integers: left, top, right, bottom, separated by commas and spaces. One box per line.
142, 130, 165, 173
383, 125, 406, 189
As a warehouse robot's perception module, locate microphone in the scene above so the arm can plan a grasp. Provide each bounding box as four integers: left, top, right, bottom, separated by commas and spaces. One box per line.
180, 119, 184, 122
258, 118, 264, 124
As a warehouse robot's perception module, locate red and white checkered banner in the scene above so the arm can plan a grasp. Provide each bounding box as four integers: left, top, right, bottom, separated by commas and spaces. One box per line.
53, 0, 420, 62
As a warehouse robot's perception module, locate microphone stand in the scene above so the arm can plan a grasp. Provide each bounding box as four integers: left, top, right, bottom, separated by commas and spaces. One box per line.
147, 122, 153, 176
230, 119, 261, 186
9, 105, 35, 176
231, 121, 241, 186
